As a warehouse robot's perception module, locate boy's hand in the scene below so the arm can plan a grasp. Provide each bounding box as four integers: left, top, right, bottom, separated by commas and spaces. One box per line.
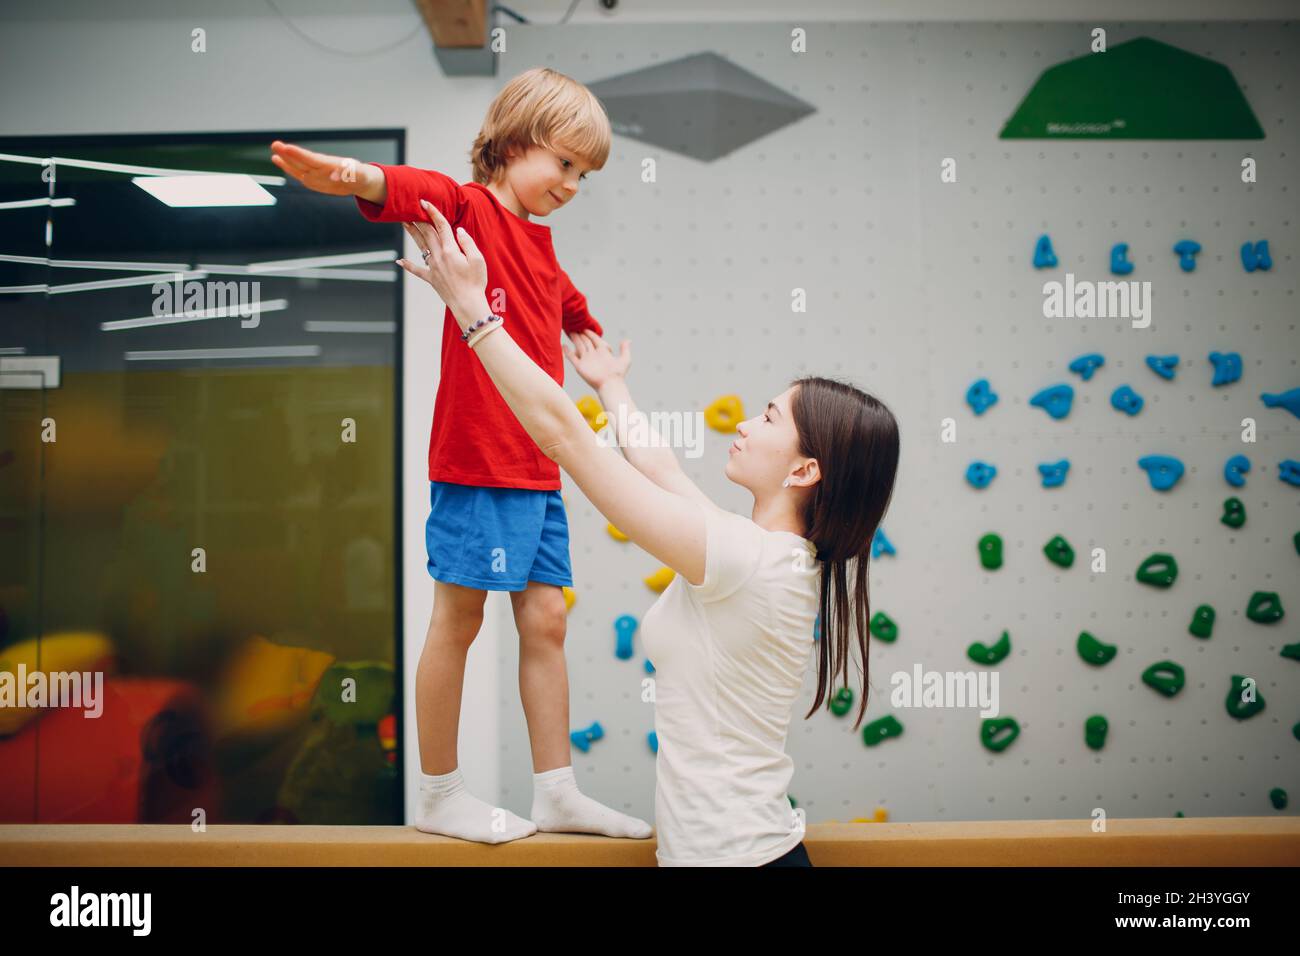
270, 140, 382, 200
563, 330, 631, 390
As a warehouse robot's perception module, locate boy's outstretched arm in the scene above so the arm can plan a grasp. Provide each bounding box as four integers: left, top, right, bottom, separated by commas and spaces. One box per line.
270, 140, 387, 204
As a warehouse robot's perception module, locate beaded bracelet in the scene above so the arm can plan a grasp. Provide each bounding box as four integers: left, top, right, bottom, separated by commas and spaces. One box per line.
461, 313, 503, 343
466, 320, 503, 350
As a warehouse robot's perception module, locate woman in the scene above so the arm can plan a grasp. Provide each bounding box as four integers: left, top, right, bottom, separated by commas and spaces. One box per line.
398, 200, 900, 867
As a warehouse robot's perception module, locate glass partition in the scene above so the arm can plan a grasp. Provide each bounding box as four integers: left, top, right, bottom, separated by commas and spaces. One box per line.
0, 131, 405, 825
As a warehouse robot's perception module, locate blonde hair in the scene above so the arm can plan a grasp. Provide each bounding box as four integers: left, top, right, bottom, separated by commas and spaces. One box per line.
469, 67, 611, 185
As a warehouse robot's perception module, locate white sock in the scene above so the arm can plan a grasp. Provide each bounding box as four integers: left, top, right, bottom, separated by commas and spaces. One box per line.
530, 765, 653, 839
415, 768, 537, 844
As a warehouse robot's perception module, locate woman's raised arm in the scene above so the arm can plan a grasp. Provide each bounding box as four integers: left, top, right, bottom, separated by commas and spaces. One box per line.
397, 203, 708, 585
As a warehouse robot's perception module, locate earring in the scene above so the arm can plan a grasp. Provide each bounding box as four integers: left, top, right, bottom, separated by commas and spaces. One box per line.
782, 478, 791, 488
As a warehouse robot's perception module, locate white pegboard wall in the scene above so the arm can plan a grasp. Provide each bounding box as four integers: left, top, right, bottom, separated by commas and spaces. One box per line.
487, 21, 1298, 824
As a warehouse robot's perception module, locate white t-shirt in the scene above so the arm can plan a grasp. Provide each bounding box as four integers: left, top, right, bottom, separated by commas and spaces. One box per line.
640, 501, 820, 866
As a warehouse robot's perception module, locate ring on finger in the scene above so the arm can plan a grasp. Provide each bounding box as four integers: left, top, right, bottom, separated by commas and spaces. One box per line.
421, 249, 431, 263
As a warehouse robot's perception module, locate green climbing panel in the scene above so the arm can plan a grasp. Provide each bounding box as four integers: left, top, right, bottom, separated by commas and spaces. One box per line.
1000, 36, 1264, 140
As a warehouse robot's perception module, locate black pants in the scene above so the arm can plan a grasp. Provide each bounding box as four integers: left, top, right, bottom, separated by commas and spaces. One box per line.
761, 841, 813, 867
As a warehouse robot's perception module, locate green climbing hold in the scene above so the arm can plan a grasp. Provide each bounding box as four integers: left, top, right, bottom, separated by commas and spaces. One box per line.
1188, 604, 1215, 639
1141, 660, 1186, 697
1136, 552, 1178, 588
1084, 714, 1108, 751
830, 686, 854, 717
1043, 534, 1074, 568
1294, 530, 1300, 556
1225, 674, 1265, 720
1076, 631, 1117, 666
1293, 721, 1300, 742
1269, 788, 1288, 811
789, 794, 797, 808
981, 717, 1020, 752
1175, 811, 1185, 818
870, 611, 898, 643
1245, 591, 1284, 623
979, 533, 1003, 570
967, 630, 1010, 665
862, 714, 903, 746
1282, 642, 1300, 662
1220, 496, 1246, 529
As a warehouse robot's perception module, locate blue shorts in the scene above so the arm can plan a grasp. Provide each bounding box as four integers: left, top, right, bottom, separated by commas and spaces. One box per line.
424, 481, 573, 591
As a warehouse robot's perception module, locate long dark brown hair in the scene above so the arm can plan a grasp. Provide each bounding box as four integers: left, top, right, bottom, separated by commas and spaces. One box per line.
789, 376, 900, 730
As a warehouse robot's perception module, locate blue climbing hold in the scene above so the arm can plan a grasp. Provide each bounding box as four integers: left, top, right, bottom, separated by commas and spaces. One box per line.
570, 721, 605, 753
1146, 354, 1179, 380
1033, 234, 1058, 269
813, 615, 821, 641
644, 658, 655, 674
1030, 384, 1074, 420
872, 527, 895, 559
647, 731, 658, 754
1209, 351, 1242, 386
1068, 353, 1105, 381
1261, 388, 1300, 419
1139, 455, 1185, 491
1280, 460, 1300, 488
1110, 242, 1135, 275
1039, 459, 1070, 488
1224, 454, 1251, 488
966, 461, 997, 489
1173, 239, 1201, 272
1241, 240, 1272, 272
1111, 385, 1144, 416
614, 614, 638, 660
966, 378, 999, 416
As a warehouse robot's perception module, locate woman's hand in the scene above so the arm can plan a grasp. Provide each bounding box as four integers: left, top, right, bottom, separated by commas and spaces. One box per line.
563, 330, 631, 390
395, 201, 489, 330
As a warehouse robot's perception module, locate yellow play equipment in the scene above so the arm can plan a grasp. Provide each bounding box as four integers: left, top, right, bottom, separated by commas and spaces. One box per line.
214, 634, 336, 739
0, 631, 117, 736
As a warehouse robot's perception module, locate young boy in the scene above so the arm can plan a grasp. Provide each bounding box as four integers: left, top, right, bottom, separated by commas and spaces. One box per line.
270, 68, 650, 844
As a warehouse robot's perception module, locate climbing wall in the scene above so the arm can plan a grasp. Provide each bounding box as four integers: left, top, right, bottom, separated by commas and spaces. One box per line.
493, 20, 1299, 824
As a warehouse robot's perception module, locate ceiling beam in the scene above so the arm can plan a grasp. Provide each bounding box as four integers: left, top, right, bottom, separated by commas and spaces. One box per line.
412, 0, 487, 48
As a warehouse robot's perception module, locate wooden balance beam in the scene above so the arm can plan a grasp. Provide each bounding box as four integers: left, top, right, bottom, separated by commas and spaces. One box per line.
3, 818, 1298, 866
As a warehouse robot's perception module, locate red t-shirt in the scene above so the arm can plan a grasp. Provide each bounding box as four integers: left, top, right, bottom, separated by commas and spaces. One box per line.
356, 164, 603, 490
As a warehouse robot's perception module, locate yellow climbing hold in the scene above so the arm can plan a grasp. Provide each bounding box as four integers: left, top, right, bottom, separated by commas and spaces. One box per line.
562, 586, 576, 612
704, 394, 744, 433
851, 807, 890, 823
644, 566, 676, 593
576, 395, 607, 432
607, 522, 629, 542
